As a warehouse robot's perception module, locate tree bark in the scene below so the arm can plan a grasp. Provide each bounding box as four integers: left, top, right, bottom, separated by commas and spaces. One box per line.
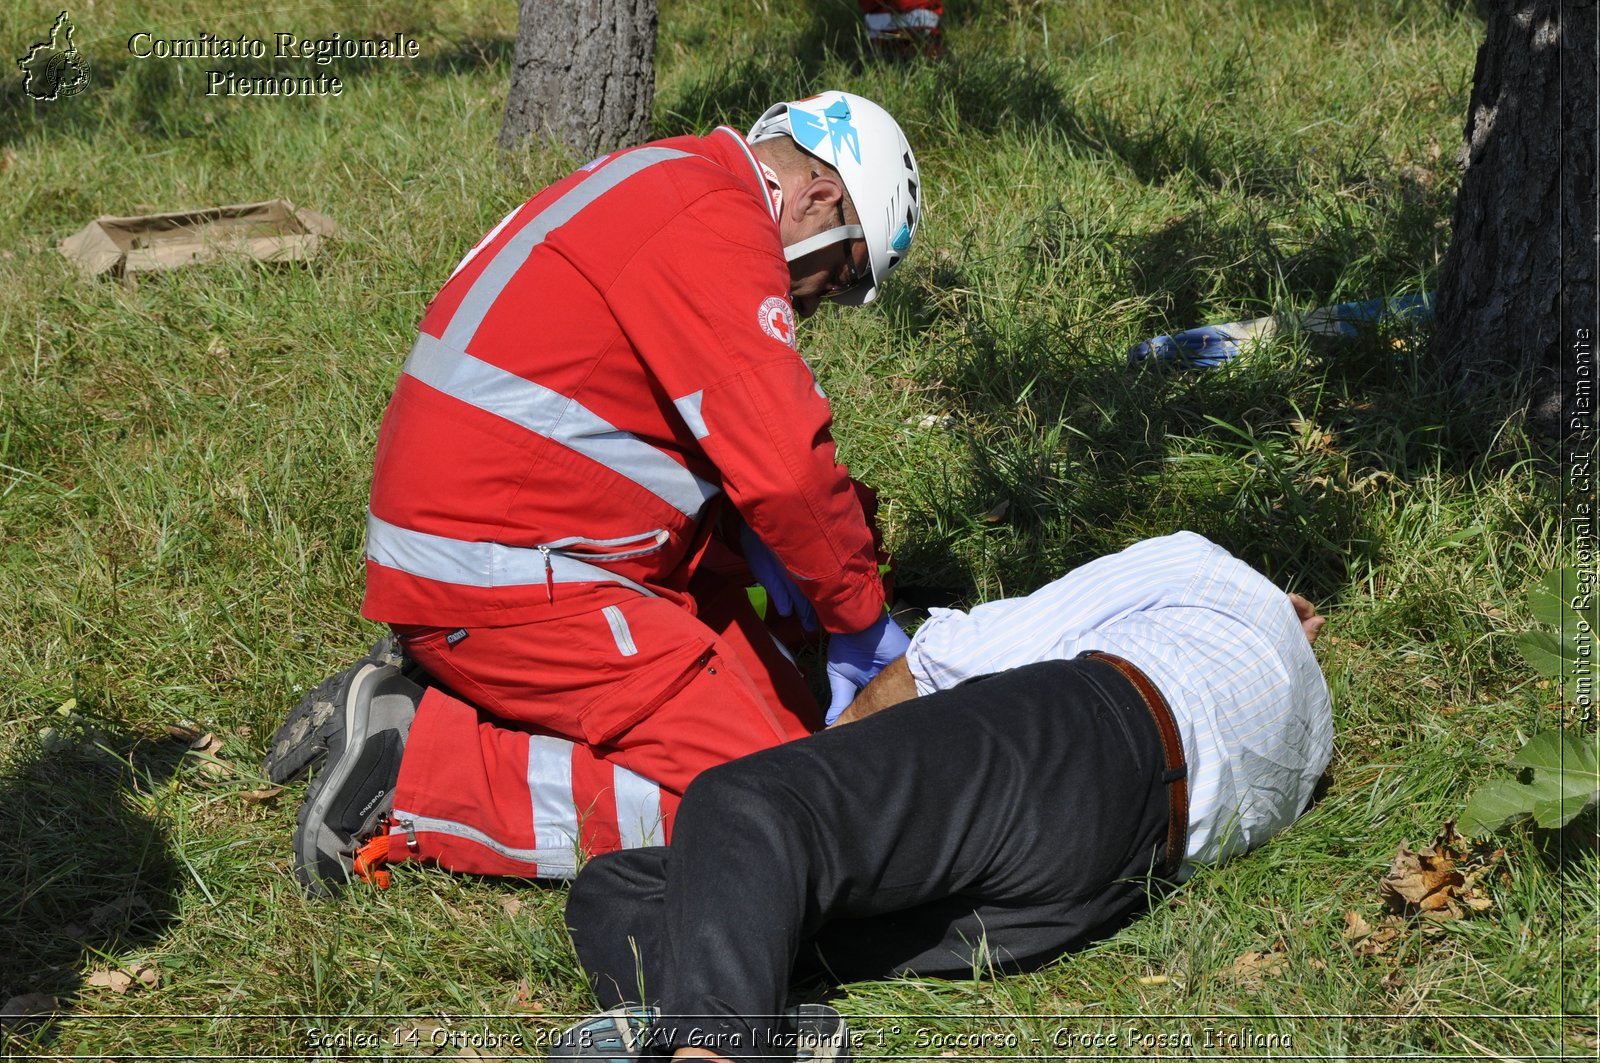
499, 0, 658, 160
1429, 1, 1597, 436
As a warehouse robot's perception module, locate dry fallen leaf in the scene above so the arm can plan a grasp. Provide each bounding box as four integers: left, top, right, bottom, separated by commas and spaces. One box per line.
167, 723, 203, 742
188, 732, 233, 777
239, 786, 285, 804
1342, 909, 1405, 957
1380, 822, 1504, 922
513, 977, 546, 1011
981, 499, 1011, 524
1222, 939, 1289, 987
86, 962, 157, 995
1342, 909, 1373, 941
1232, 949, 1288, 976
85, 969, 135, 994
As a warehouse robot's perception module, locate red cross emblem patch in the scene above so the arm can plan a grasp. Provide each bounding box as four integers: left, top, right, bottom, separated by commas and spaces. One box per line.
758, 295, 796, 348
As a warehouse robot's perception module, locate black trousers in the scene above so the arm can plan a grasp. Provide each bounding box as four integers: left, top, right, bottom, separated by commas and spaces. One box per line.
564, 657, 1173, 1062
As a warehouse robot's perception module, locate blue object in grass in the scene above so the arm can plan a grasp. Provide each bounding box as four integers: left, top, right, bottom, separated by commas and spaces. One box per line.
1129, 292, 1435, 368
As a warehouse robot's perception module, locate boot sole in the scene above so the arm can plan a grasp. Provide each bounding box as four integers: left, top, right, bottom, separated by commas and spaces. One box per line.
264, 637, 415, 784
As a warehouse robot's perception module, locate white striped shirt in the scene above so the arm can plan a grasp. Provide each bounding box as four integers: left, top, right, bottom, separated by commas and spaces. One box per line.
905, 531, 1333, 872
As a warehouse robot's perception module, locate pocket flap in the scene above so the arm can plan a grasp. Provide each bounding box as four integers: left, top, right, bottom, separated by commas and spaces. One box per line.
576, 638, 713, 745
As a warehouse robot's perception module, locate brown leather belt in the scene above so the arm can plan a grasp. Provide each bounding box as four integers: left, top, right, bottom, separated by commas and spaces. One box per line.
1084, 651, 1189, 879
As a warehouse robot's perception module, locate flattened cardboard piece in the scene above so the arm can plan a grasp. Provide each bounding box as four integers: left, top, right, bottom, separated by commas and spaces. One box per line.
59, 199, 339, 277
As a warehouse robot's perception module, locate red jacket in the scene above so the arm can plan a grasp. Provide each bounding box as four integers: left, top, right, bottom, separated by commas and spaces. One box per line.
362, 128, 886, 634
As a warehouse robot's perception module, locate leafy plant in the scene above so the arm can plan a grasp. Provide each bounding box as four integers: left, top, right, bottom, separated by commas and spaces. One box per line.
1460, 567, 1599, 836
1515, 566, 1596, 702
1461, 729, 1599, 835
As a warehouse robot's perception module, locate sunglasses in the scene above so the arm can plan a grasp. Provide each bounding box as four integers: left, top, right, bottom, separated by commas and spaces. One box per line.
825, 202, 867, 299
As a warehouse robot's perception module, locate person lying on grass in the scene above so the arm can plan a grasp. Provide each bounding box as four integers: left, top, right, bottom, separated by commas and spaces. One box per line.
552, 530, 1333, 1062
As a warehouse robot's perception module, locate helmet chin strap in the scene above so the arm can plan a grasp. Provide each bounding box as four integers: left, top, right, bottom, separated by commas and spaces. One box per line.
784, 224, 864, 262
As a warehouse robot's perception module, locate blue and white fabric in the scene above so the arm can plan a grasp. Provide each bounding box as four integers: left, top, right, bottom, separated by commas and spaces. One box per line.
905, 531, 1333, 872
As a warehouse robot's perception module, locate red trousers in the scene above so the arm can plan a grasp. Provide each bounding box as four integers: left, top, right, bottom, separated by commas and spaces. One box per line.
859, 0, 944, 35
384, 571, 822, 879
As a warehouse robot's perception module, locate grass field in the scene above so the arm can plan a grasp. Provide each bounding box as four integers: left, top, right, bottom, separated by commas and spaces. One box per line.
1, 0, 1594, 1058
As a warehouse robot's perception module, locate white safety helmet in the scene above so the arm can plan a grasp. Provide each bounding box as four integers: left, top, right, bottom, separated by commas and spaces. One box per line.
748, 90, 921, 305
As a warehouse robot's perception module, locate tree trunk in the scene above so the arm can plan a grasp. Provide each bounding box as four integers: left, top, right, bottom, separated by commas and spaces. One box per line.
1429, 1, 1597, 437
499, 0, 658, 160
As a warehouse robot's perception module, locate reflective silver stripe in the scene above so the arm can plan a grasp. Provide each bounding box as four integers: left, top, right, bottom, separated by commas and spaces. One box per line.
366, 511, 658, 597
446, 203, 521, 284
673, 391, 710, 440
389, 810, 581, 877
613, 765, 664, 848
528, 735, 579, 877
603, 605, 638, 657
442, 146, 691, 349
404, 332, 720, 518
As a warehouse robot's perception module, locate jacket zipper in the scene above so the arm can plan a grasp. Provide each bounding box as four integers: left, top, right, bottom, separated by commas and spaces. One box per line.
539, 528, 669, 563
390, 811, 582, 871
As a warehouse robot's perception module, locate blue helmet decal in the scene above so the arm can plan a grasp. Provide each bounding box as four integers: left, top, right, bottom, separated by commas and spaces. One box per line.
891, 223, 912, 253
790, 98, 862, 167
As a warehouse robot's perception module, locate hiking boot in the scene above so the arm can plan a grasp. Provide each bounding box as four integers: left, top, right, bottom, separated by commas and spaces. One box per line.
264, 635, 424, 784
547, 1005, 658, 1060
546, 1004, 850, 1061
292, 661, 421, 898
795, 1004, 851, 1062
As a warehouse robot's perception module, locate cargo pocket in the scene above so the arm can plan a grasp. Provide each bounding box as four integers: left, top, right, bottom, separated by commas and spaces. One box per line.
575, 635, 714, 746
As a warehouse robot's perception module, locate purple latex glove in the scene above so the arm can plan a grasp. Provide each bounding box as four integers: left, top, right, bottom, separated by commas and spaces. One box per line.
739, 523, 816, 631
825, 612, 911, 723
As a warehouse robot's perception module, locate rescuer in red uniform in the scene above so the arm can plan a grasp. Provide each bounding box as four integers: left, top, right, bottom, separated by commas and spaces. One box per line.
264, 92, 924, 897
